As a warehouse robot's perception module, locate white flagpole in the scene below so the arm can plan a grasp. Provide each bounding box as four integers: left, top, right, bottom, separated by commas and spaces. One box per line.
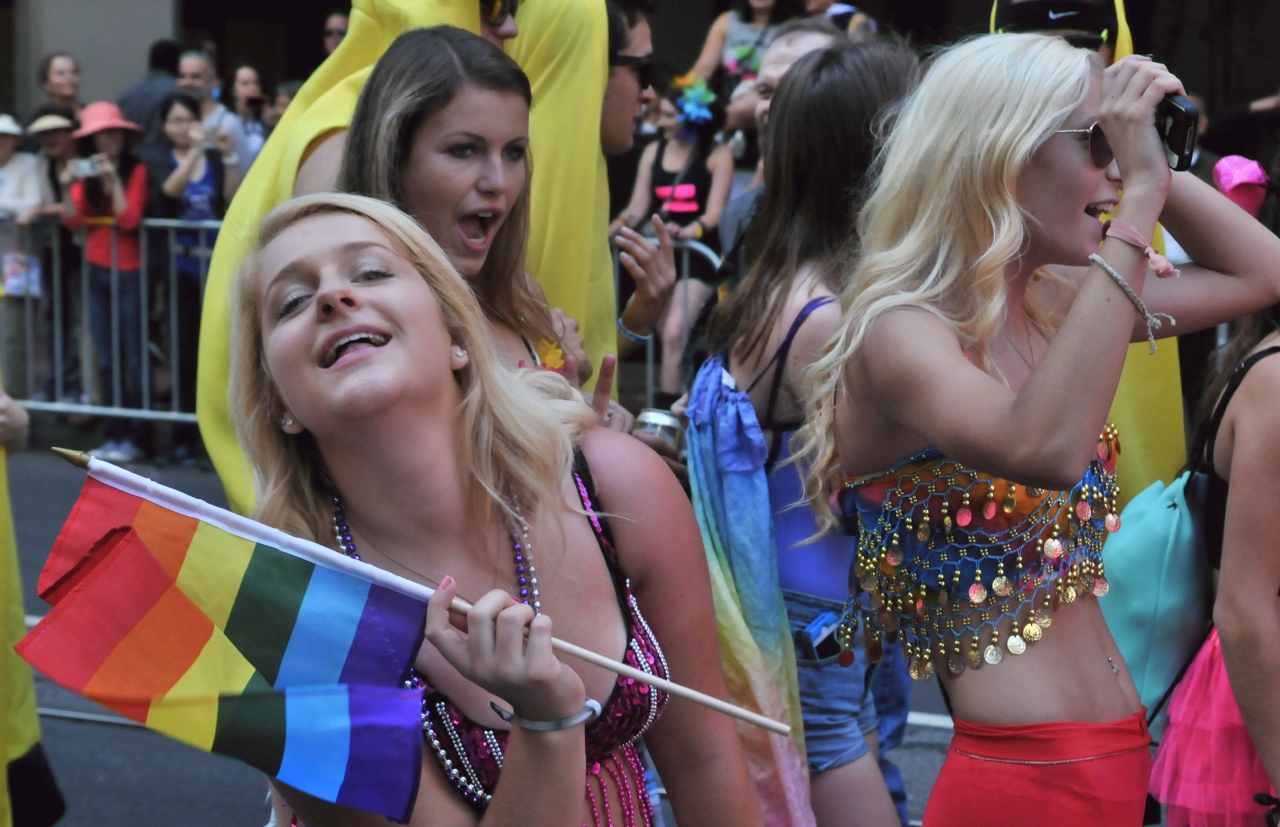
60, 448, 436, 604
53, 449, 791, 736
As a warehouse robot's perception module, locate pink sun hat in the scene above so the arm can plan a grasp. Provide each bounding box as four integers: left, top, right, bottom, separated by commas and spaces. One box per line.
1213, 155, 1269, 218
72, 102, 141, 140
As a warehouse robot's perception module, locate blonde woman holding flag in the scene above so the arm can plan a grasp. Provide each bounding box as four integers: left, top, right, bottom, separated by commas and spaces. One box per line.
231, 192, 763, 827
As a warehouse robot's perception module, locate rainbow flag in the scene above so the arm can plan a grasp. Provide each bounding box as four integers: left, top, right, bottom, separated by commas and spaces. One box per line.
16, 457, 436, 821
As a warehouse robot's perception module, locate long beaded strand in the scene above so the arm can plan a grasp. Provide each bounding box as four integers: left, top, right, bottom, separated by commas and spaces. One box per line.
511, 504, 540, 614
333, 497, 359, 560
332, 496, 539, 615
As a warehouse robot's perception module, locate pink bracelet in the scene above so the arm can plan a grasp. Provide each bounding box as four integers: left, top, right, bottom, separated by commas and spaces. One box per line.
1102, 219, 1180, 278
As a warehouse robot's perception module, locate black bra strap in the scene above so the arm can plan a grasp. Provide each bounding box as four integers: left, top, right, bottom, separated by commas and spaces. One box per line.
746, 296, 834, 472
746, 296, 835, 402
570, 448, 629, 612
1204, 346, 1280, 468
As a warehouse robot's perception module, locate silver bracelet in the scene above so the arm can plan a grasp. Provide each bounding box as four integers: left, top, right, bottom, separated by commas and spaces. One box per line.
1088, 253, 1176, 354
617, 316, 652, 345
490, 698, 602, 731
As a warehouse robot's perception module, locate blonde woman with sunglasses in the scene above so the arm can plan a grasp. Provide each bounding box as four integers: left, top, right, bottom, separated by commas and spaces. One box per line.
795, 35, 1280, 826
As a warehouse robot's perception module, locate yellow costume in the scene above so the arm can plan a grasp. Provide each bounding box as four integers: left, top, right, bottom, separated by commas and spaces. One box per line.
1, 451, 37, 827
197, 0, 614, 514
990, 0, 1186, 508
507, 0, 616, 394
0, 357, 63, 827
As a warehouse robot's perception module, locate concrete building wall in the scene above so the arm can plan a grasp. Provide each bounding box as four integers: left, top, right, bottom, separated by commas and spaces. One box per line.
0, 1, 14, 115
13, 0, 177, 119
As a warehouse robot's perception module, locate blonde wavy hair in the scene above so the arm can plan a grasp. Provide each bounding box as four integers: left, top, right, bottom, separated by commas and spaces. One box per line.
229, 193, 594, 546
795, 34, 1103, 532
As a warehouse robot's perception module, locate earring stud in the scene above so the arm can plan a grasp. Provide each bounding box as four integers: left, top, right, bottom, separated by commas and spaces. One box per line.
280, 417, 295, 428
454, 348, 467, 358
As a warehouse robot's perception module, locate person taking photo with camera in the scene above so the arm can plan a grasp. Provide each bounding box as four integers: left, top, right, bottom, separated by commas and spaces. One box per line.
796, 36, 1280, 825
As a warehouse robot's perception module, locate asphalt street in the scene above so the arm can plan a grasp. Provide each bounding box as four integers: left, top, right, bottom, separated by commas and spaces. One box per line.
10, 444, 948, 826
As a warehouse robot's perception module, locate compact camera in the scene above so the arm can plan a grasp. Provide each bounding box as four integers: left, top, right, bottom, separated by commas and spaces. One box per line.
71, 157, 101, 178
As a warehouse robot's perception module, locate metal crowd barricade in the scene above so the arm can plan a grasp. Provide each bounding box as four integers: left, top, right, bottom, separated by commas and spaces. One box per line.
0, 214, 60, 404
611, 236, 722, 409
9, 216, 714, 422
9, 215, 220, 424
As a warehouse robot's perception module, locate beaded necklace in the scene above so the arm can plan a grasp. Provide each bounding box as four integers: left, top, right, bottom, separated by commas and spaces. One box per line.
331, 497, 540, 613
326, 489, 663, 827
413, 470, 666, 827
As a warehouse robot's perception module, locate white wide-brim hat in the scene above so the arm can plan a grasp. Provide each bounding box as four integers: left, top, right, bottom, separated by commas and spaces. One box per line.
0, 114, 24, 137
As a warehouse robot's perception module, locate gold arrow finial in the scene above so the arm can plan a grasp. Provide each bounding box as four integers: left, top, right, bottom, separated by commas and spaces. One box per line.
51, 447, 91, 469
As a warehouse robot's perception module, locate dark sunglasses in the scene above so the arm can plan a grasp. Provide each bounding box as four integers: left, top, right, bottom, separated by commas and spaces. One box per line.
610, 54, 655, 90
1062, 33, 1105, 51
1055, 121, 1113, 169
480, 0, 519, 26
324, 27, 347, 37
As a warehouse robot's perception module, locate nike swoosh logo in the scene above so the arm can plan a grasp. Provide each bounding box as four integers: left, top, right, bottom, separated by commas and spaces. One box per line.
1047, 10, 1079, 19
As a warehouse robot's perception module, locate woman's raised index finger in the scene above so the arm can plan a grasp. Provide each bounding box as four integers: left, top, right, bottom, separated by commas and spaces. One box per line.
592, 355, 617, 418
652, 215, 675, 252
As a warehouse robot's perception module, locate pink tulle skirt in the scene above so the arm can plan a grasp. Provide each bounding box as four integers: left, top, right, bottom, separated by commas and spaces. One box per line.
1151, 630, 1277, 827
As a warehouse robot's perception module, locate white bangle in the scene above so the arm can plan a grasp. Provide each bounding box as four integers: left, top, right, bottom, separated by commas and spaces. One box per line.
490, 699, 602, 731
1088, 253, 1176, 354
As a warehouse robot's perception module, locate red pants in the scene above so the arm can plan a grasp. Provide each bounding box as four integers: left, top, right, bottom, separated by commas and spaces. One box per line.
923, 711, 1152, 827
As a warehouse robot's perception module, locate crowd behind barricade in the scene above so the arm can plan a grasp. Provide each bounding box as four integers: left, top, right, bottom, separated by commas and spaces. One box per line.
0, 34, 307, 465
3, 2, 1280, 827
0, 2, 882, 467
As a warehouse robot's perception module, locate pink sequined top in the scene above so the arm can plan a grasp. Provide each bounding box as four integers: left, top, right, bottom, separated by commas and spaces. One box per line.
420, 451, 670, 826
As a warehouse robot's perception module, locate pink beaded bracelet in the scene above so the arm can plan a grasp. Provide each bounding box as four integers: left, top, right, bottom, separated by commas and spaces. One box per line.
1102, 219, 1180, 278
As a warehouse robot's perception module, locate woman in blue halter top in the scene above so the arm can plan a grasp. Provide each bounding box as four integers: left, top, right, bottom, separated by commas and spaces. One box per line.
792, 35, 1280, 826
688, 42, 917, 826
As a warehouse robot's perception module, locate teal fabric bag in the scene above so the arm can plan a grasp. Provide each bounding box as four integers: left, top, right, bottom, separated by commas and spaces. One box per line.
1100, 471, 1213, 742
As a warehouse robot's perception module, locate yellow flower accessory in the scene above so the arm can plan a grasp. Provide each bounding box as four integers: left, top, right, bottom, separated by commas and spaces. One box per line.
534, 339, 566, 373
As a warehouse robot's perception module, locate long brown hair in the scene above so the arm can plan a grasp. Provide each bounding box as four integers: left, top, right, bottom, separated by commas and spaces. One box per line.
339, 26, 556, 346
1188, 304, 1280, 467
708, 40, 919, 362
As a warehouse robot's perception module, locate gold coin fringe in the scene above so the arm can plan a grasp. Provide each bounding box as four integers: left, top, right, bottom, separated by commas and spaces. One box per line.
836, 425, 1122, 681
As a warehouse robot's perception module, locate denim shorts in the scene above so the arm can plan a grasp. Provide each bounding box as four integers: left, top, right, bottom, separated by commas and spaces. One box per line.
784, 589, 878, 776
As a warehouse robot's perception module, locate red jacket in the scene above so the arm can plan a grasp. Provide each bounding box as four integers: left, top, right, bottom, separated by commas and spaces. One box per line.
63, 163, 148, 270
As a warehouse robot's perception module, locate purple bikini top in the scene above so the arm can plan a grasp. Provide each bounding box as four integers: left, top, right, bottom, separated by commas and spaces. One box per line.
419, 450, 670, 813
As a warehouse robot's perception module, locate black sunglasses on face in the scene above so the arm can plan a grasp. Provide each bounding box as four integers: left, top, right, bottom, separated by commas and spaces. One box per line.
610, 54, 655, 90
480, 0, 519, 26
1055, 121, 1113, 169
1062, 33, 1105, 50
324, 27, 347, 37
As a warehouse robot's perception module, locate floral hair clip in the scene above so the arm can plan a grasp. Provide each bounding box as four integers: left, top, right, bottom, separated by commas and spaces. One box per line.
671, 73, 717, 130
